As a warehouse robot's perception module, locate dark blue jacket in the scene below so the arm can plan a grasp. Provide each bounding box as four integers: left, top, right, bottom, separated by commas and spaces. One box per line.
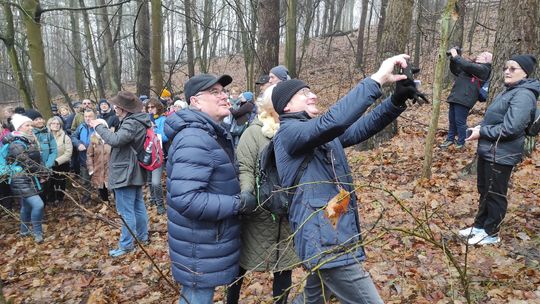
164, 108, 242, 288
478, 79, 540, 166
448, 56, 491, 108
71, 123, 94, 168
274, 78, 404, 270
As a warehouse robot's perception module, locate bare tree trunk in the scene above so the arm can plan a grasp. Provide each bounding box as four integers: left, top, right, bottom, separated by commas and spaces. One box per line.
70, 0, 86, 99
151, 0, 164, 96
21, 0, 52, 118
79, 0, 106, 98
413, 0, 424, 67
285, 0, 297, 78
355, 0, 369, 68
184, 0, 195, 77
443, 0, 465, 88
376, 0, 389, 53
98, 0, 121, 94
466, 0, 481, 54
421, 0, 460, 180
1, 3, 32, 108
136, 0, 151, 96
256, 0, 280, 75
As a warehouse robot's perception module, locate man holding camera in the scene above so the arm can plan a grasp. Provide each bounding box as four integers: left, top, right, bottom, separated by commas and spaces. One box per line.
441, 47, 492, 149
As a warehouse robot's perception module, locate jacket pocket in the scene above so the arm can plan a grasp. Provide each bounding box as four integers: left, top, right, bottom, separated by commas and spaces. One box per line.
110, 162, 129, 185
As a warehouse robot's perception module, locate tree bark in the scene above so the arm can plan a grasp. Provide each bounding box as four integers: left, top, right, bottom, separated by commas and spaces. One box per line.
151, 0, 164, 96
98, 0, 122, 94
184, 0, 195, 77
256, 0, 280, 76
136, 0, 151, 97
79, 0, 106, 98
70, 0, 86, 99
285, 0, 297, 78
376, 0, 389, 53
355, 0, 369, 68
21, 0, 52, 118
1, 2, 32, 108
443, 0, 465, 88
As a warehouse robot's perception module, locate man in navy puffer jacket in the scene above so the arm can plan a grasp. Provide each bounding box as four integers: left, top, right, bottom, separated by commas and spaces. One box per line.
272, 54, 419, 303
164, 74, 257, 304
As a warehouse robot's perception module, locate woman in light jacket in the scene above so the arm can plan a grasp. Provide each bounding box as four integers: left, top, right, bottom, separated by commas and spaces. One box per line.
87, 119, 112, 203
462, 54, 539, 245
46, 116, 72, 204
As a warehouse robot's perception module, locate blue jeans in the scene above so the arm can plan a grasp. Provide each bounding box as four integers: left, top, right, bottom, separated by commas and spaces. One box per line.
179, 285, 215, 304
20, 195, 44, 237
447, 103, 470, 145
114, 186, 149, 249
149, 166, 164, 207
292, 263, 383, 304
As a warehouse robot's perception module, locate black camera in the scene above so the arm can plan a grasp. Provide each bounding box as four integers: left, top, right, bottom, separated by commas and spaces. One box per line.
446, 47, 462, 56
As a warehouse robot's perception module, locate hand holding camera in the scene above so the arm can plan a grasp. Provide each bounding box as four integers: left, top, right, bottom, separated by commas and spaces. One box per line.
391, 62, 429, 107
465, 126, 481, 141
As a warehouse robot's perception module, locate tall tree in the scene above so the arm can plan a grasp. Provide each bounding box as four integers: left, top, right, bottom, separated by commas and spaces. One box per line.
255, 0, 280, 76
79, 0, 106, 98
70, 0, 86, 99
136, 0, 151, 96
98, 0, 122, 94
355, 0, 369, 69
0, 2, 32, 108
376, 0, 389, 53
285, 0, 297, 78
443, 0, 465, 87
21, 0, 52, 118
184, 0, 195, 77
421, 0, 460, 179
151, 0, 164, 96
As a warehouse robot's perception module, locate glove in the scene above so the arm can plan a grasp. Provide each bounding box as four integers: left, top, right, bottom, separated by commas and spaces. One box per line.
391, 78, 418, 107
237, 191, 257, 215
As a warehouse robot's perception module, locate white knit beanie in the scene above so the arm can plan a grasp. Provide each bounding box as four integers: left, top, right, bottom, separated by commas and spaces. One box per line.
11, 113, 32, 131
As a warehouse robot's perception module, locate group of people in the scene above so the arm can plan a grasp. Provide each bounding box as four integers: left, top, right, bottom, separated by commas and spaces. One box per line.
1, 51, 538, 303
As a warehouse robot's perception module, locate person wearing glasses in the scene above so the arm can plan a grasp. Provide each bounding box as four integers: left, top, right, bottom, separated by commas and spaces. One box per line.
441, 48, 493, 149
164, 74, 257, 304
271, 54, 420, 303
460, 54, 539, 245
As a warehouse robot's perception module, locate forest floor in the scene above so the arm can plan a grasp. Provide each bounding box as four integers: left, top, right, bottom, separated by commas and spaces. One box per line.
2, 35, 540, 303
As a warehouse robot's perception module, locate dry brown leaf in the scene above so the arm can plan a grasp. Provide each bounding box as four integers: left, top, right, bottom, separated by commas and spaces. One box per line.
324, 188, 351, 229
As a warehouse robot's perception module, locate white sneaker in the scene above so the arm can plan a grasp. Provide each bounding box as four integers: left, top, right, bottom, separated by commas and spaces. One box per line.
477, 235, 501, 245
458, 227, 484, 238
467, 230, 489, 245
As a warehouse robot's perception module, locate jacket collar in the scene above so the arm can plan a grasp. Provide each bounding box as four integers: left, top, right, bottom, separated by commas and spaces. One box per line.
279, 111, 311, 121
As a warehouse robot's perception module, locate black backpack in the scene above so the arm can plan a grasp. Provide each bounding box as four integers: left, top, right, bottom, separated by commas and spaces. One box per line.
256, 140, 313, 216
525, 106, 540, 137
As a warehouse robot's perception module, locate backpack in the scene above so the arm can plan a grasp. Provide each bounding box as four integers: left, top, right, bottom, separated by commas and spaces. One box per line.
0, 141, 25, 180
133, 127, 163, 171
256, 140, 313, 216
473, 75, 489, 102
525, 106, 540, 137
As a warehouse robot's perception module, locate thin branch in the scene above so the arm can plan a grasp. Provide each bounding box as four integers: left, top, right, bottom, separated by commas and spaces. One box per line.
40, 0, 133, 14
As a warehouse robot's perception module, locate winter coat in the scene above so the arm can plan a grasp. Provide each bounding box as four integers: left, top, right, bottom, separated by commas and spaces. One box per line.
4, 132, 44, 198
447, 56, 492, 108
151, 115, 169, 144
94, 112, 150, 190
164, 108, 242, 288
99, 110, 120, 131
273, 78, 404, 270
33, 127, 57, 169
87, 134, 111, 188
236, 114, 300, 271
52, 130, 72, 166
63, 114, 75, 134
71, 123, 94, 167
478, 79, 540, 166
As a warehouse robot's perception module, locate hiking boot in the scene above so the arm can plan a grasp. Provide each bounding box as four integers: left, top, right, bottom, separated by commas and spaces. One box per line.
455, 144, 465, 149
34, 235, 44, 244
439, 140, 454, 148
109, 247, 133, 258
157, 205, 166, 215
467, 230, 491, 245
20, 231, 32, 238
477, 235, 501, 245
458, 227, 484, 238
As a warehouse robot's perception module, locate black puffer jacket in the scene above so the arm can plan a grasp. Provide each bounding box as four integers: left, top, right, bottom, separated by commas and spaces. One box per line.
447, 56, 491, 108
478, 79, 540, 166
4, 132, 44, 198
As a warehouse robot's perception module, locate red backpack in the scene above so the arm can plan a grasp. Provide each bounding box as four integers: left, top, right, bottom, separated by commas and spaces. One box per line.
136, 127, 164, 171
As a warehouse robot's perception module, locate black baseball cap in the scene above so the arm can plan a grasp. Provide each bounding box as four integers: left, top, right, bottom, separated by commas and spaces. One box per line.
255, 74, 270, 85
184, 74, 232, 104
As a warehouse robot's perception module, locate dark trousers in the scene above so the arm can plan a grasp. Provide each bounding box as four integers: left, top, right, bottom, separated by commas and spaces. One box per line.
447, 103, 470, 145
226, 267, 292, 304
45, 162, 70, 203
98, 186, 110, 202
473, 158, 514, 236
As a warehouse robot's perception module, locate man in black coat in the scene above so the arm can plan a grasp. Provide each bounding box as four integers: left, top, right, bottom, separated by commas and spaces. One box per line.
441, 48, 492, 149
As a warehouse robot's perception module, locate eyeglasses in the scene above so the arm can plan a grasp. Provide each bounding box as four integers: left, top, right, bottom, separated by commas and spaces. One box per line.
196, 88, 227, 97
147, 105, 156, 109
296, 87, 315, 98
503, 66, 522, 73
